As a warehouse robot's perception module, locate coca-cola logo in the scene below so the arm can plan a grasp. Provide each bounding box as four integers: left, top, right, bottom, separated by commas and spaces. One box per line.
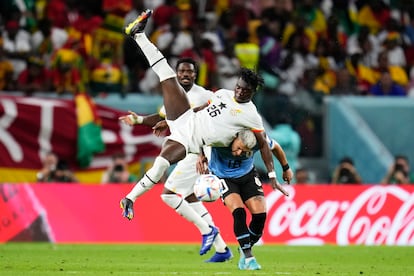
265, 186, 414, 245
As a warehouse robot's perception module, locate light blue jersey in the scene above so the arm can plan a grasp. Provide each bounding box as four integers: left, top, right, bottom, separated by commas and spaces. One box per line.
209, 135, 276, 179
209, 147, 255, 179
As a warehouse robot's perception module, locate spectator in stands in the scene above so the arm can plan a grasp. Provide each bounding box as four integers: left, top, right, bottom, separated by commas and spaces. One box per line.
331, 157, 362, 184
378, 21, 406, 67
17, 56, 52, 95
278, 31, 307, 91
89, 42, 126, 96
151, 0, 180, 30
45, 0, 69, 29
234, 28, 259, 70
369, 71, 406, 96
156, 13, 194, 68
9, 0, 37, 32
295, 167, 310, 185
323, 15, 347, 66
373, 51, 408, 88
31, 18, 68, 68
295, 0, 327, 37
306, 38, 338, 95
2, 19, 32, 80
356, 28, 379, 68
216, 9, 239, 46
36, 152, 59, 182
345, 53, 376, 95
256, 13, 282, 92
123, 0, 151, 93
50, 49, 84, 94
47, 159, 78, 183
0, 38, 15, 91
101, 153, 137, 184
382, 155, 414, 184
216, 41, 240, 90
330, 67, 358, 95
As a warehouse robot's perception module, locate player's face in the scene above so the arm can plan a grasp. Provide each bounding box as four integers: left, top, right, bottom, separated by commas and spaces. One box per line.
234, 79, 254, 103
231, 137, 252, 157
176, 62, 196, 91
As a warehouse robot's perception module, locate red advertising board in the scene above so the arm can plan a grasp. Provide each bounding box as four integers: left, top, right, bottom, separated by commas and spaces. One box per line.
1, 184, 413, 245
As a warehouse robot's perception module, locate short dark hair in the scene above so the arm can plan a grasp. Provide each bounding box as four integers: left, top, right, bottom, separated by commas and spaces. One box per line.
395, 155, 409, 163
240, 68, 264, 91
112, 152, 126, 160
340, 157, 354, 165
176, 57, 198, 73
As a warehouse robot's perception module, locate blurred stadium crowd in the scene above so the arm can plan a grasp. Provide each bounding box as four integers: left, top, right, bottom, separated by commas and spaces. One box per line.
1, 0, 414, 183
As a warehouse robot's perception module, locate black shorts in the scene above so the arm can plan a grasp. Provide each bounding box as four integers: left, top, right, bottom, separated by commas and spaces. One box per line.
221, 169, 264, 202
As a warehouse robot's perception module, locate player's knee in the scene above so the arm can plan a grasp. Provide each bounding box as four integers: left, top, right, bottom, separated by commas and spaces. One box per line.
146, 156, 170, 182
161, 193, 183, 210
232, 208, 247, 225
250, 213, 266, 234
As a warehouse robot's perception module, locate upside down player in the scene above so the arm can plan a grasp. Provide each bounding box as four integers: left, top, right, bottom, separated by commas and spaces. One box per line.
120, 57, 231, 261
119, 8, 289, 257
197, 130, 293, 270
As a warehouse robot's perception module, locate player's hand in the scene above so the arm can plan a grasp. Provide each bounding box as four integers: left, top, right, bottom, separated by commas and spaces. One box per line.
152, 120, 168, 136
196, 155, 209, 174
270, 178, 289, 197
119, 110, 138, 126
282, 168, 293, 184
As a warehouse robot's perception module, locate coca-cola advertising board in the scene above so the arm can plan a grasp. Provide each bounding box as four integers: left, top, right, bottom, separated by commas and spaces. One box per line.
1, 184, 413, 245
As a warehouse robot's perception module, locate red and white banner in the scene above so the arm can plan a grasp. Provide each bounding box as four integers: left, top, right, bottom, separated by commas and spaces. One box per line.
0, 95, 162, 182
1, 184, 413, 245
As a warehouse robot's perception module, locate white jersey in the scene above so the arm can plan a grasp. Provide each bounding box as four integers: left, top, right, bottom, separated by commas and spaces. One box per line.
194, 89, 264, 147
167, 89, 264, 154
165, 87, 264, 196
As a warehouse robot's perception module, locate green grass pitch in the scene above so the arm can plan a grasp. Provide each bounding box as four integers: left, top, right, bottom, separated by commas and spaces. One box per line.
1, 243, 413, 275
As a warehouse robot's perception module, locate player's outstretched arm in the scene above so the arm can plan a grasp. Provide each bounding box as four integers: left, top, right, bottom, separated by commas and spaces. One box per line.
119, 111, 163, 127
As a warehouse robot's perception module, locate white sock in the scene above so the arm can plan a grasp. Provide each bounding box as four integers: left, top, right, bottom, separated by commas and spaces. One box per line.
134, 33, 176, 81
161, 194, 211, 234
189, 201, 227, 253
126, 156, 170, 202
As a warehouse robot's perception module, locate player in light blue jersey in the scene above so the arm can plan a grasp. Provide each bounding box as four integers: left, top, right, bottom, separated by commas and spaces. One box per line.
197, 130, 293, 270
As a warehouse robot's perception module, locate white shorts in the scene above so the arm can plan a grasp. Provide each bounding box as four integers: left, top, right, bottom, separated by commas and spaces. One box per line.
164, 153, 199, 197
166, 109, 204, 154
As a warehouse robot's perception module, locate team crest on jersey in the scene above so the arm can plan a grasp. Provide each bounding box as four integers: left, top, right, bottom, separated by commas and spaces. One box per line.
218, 102, 227, 109
230, 108, 242, 116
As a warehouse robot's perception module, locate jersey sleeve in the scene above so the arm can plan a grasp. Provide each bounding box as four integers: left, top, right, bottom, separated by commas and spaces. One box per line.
248, 108, 265, 133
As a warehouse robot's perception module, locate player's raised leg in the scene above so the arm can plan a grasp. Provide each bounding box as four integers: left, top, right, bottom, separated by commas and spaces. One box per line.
120, 10, 191, 220
125, 9, 190, 120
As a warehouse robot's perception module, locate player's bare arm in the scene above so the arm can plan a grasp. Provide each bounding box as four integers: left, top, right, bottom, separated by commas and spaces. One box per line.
255, 131, 289, 197
270, 141, 293, 184
119, 111, 163, 127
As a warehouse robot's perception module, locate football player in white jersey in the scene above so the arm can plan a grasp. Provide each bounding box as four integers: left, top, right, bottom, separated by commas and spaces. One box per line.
122, 58, 232, 261
119, 9, 289, 249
